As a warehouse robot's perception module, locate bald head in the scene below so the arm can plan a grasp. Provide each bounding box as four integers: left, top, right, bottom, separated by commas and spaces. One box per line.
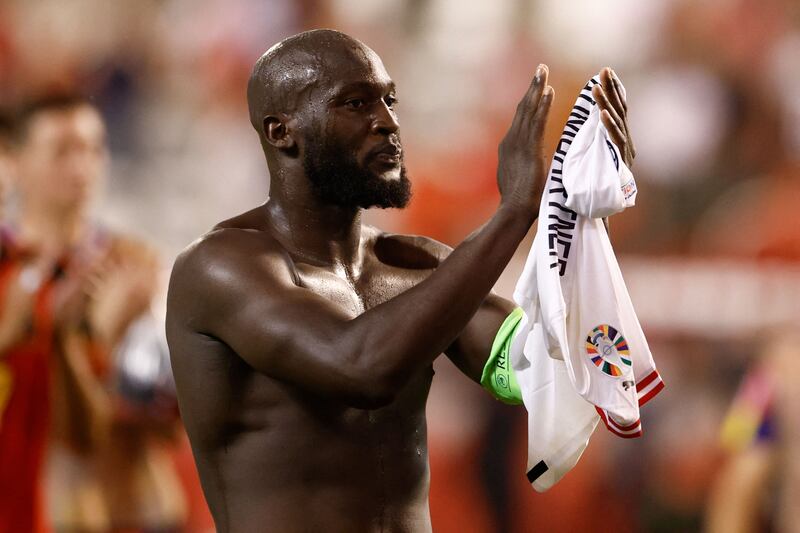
247, 29, 385, 141
247, 30, 408, 209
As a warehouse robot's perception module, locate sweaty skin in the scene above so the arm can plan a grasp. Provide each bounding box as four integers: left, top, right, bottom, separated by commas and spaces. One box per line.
166, 30, 633, 533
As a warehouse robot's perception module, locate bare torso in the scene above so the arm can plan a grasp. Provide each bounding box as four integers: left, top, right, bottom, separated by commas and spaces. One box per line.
168, 207, 444, 532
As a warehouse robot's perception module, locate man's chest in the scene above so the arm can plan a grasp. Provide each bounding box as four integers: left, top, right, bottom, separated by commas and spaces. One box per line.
294, 259, 431, 317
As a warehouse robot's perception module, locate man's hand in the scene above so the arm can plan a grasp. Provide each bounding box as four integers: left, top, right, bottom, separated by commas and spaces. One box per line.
87, 240, 159, 348
592, 67, 636, 168
52, 246, 105, 331
497, 64, 554, 220
52, 238, 158, 349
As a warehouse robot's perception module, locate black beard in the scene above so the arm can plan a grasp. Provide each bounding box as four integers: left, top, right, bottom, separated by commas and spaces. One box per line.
303, 137, 412, 209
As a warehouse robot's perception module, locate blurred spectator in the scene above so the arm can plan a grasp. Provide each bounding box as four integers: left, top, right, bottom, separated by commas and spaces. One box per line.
0, 95, 184, 532
706, 332, 800, 533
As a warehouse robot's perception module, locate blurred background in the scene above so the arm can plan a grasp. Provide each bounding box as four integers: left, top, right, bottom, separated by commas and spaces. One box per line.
0, 0, 798, 531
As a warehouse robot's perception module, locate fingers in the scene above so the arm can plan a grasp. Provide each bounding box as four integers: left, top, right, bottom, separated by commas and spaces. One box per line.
600, 109, 626, 150
599, 68, 636, 162
530, 86, 555, 138
595, 69, 629, 146
594, 70, 634, 154
600, 68, 626, 117
609, 71, 627, 113
610, 72, 636, 159
592, 84, 624, 132
525, 64, 548, 109
512, 64, 550, 131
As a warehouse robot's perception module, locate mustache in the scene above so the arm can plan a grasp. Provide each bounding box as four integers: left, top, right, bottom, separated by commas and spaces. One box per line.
366, 138, 403, 160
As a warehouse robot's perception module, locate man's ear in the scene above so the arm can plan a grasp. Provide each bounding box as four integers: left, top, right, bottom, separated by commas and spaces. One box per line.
263, 114, 296, 150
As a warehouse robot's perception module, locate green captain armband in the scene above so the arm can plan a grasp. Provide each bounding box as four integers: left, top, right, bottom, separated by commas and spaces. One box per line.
480, 307, 524, 405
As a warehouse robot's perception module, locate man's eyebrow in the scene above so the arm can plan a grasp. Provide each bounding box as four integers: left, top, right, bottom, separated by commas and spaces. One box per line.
331, 80, 396, 98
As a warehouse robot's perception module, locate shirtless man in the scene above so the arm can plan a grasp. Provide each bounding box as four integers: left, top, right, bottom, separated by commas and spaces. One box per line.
166, 29, 634, 532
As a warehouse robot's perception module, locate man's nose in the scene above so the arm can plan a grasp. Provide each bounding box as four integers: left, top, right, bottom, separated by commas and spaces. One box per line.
66, 151, 99, 185
371, 101, 399, 135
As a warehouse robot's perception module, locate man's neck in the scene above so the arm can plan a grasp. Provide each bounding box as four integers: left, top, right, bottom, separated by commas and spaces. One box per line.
264, 192, 364, 274
17, 202, 87, 253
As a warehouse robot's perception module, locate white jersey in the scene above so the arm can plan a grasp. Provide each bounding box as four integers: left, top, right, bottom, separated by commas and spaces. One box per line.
511, 75, 664, 491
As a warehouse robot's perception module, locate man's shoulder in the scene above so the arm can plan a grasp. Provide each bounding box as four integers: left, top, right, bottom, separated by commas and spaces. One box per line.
213, 204, 272, 233
367, 226, 452, 269
171, 212, 290, 295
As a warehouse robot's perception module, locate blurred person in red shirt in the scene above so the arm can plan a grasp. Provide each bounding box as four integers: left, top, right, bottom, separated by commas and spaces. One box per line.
0, 95, 185, 532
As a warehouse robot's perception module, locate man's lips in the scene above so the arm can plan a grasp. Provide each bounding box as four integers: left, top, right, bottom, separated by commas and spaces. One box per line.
369, 144, 402, 164
374, 153, 401, 164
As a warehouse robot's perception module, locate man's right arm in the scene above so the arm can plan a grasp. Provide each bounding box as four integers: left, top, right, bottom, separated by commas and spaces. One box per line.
167, 65, 554, 409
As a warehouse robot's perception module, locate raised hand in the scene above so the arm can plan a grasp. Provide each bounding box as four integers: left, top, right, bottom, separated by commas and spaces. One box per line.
52, 246, 107, 331
86, 240, 159, 347
592, 68, 636, 168
497, 64, 555, 219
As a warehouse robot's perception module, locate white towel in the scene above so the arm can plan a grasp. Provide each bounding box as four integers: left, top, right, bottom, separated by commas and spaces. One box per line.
511, 75, 664, 492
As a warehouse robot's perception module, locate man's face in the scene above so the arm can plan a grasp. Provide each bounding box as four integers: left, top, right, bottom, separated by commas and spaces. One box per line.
299, 49, 411, 209
17, 105, 108, 212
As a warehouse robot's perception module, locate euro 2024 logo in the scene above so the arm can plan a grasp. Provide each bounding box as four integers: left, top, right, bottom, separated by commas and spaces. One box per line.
586, 324, 635, 391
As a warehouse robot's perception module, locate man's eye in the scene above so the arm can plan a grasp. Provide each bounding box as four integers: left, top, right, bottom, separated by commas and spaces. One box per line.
345, 99, 365, 109
384, 96, 398, 108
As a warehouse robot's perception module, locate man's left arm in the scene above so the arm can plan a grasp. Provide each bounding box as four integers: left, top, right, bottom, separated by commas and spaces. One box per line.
444, 293, 515, 384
